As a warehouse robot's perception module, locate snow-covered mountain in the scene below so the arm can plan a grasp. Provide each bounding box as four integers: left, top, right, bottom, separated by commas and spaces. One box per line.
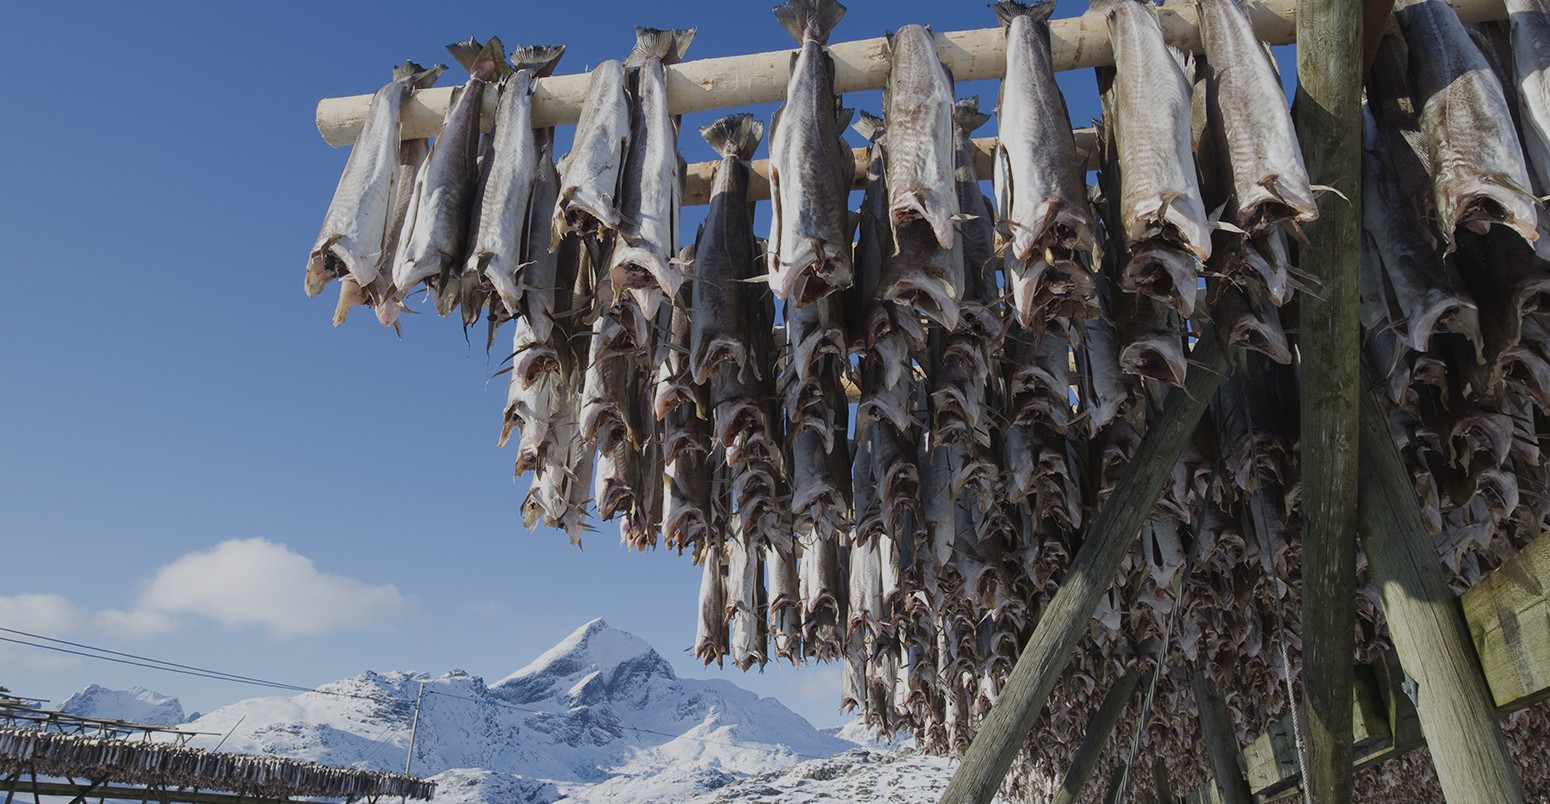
87, 619, 857, 803
58, 684, 186, 726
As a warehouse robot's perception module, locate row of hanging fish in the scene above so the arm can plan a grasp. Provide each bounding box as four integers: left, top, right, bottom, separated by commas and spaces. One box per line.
302, 0, 1550, 797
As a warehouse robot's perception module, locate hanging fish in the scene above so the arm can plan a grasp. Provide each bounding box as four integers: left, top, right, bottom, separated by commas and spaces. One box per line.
308, 62, 446, 297
1197, 0, 1317, 232
884, 24, 959, 251
393, 37, 506, 316
553, 59, 631, 238
471, 45, 566, 327
768, 0, 855, 304
689, 114, 765, 385
991, 1, 1099, 328
608, 28, 696, 316
1395, 0, 1540, 249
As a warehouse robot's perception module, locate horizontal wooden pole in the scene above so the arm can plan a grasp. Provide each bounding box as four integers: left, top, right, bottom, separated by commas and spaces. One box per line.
0, 780, 325, 804
682, 129, 1097, 206
314, 0, 1304, 147
1463, 529, 1550, 713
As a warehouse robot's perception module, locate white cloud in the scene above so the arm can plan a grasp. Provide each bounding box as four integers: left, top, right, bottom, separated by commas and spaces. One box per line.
0, 593, 87, 670
127, 538, 410, 638
94, 608, 181, 639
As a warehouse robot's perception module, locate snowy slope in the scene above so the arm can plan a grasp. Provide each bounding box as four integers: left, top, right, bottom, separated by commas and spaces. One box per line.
151, 619, 854, 803
58, 684, 186, 726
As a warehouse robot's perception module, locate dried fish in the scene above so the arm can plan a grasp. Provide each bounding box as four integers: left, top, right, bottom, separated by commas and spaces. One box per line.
393, 38, 505, 315
553, 60, 631, 238
308, 62, 445, 297
768, 0, 855, 304
690, 114, 765, 385
884, 24, 959, 251
608, 28, 696, 316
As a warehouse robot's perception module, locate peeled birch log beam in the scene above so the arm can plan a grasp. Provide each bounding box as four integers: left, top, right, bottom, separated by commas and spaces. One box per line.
682, 130, 1097, 205
1357, 374, 1526, 803
941, 332, 1230, 804
1294, 0, 1363, 797
314, 0, 1303, 147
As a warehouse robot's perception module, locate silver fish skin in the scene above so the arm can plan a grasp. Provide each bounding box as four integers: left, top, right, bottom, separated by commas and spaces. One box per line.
990, 2, 1096, 265
517, 141, 562, 342
475, 46, 566, 322
952, 98, 999, 312
690, 114, 765, 385
308, 62, 446, 297
727, 525, 767, 671
1197, 0, 1316, 231
1506, 0, 1550, 191
884, 24, 959, 251
695, 538, 728, 666
499, 316, 562, 476
609, 29, 696, 313
767, 531, 803, 663
393, 39, 502, 298
768, 0, 855, 305
1396, 0, 1539, 248
1101, 0, 1212, 260
553, 60, 631, 238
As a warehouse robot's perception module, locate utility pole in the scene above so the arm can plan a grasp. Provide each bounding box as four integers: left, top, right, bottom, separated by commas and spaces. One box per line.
402, 680, 427, 804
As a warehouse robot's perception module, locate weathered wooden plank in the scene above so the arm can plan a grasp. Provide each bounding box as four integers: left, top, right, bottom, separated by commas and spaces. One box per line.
1462, 530, 1550, 712
1190, 670, 1253, 804
1051, 667, 1143, 804
0, 780, 310, 804
1357, 376, 1526, 801
1293, 0, 1365, 794
940, 333, 1230, 804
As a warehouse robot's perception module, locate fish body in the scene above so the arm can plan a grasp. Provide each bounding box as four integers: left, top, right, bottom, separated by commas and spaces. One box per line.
768, 0, 855, 304
690, 114, 765, 385
884, 24, 959, 251
991, 1, 1096, 276
1506, 0, 1550, 191
1197, 0, 1316, 230
1396, 0, 1539, 248
609, 29, 696, 312
393, 39, 504, 306
554, 60, 631, 238
1102, 0, 1211, 260
308, 63, 446, 297
475, 46, 566, 322
518, 141, 563, 342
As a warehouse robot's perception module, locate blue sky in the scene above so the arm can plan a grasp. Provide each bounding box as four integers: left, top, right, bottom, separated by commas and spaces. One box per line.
0, 0, 1292, 732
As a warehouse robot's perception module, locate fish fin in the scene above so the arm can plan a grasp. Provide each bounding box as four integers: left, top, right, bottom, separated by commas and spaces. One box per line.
853, 110, 885, 142
701, 113, 766, 161
1212, 220, 1249, 234
627, 27, 697, 67
774, 0, 847, 46
448, 36, 509, 82
446, 37, 484, 71
953, 97, 992, 135
510, 44, 566, 76
991, 0, 1056, 27
1168, 45, 1193, 76
835, 105, 855, 130
1310, 183, 1350, 203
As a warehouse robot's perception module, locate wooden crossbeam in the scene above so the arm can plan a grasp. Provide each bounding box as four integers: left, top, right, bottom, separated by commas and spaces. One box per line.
1463, 529, 1550, 713
0, 780, 315, 804
313, 0, 1302, 147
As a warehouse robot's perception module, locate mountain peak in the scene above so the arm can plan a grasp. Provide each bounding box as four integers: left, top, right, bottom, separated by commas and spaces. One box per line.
492, 619, 674, 705
59, 684, 186, 726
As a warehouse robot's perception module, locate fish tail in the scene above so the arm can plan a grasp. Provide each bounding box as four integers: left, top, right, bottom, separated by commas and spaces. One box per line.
990, 0, 1055, 28
700, 112, 765, 161
509, 44, 566, 76
627, 27, 697, 67
393, 60, 446, 90
953, 97, 992, 135
774, 0, 847, 46
447, 36, 509, 82
852, 110, 885, 142
1086, 0, 1127, 11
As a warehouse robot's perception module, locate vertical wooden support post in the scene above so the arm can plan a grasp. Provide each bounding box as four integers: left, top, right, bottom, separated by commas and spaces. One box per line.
1052, 667, 1144, 804
1191, 670, 1253, 804
941, 334, 1229, 804
1357, 382, 1525, 802
1293, 0, 1363, 797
